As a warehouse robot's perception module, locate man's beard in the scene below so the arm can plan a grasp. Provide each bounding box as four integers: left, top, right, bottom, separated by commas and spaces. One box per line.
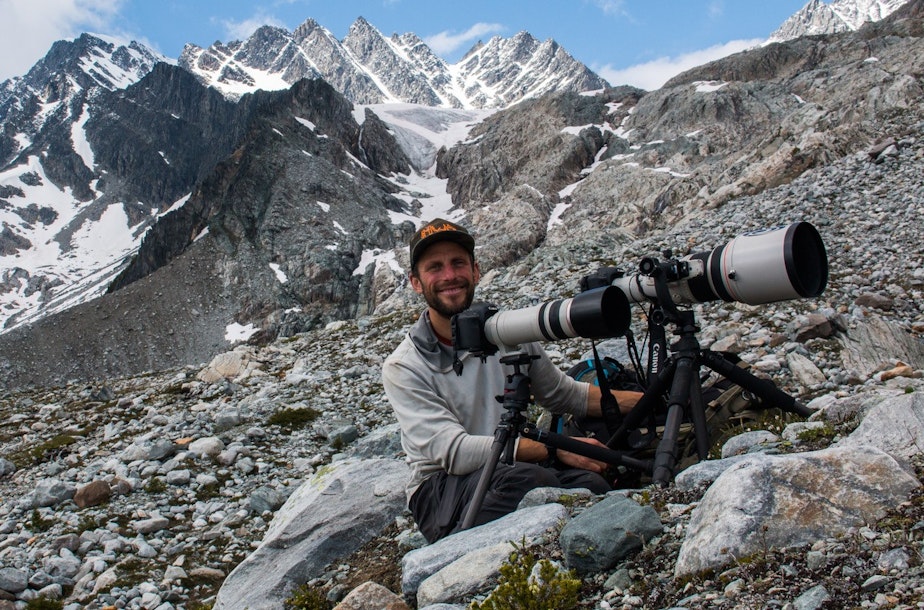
423, 279, 475, 319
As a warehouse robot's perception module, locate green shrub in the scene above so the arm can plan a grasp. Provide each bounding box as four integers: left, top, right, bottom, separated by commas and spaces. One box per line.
268, 407, 320, 431
284, 583, 330, 609
470, 541, 580, 610
29, 509, 54, 532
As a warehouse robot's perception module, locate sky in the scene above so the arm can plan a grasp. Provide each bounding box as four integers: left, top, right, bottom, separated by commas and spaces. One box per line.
0, 0, 813, 90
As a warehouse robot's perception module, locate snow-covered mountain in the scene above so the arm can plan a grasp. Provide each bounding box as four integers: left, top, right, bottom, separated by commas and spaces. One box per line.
178, 17, 608, 108
767, 0, 908, 43
0, 34, 169, 331
0, 18, 607, 335
0, 2, 910, 343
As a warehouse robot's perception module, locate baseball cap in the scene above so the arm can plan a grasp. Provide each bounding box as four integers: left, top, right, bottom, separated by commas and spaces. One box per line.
409, 218, 476, 269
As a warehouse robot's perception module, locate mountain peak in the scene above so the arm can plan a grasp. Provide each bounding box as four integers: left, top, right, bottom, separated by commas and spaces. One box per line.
177, 17, 607, 109
768, 0, 909, 43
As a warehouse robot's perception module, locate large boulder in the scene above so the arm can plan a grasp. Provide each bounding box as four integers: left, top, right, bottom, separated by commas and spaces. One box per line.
213, 458, 409, 610
675, 445, 919, 577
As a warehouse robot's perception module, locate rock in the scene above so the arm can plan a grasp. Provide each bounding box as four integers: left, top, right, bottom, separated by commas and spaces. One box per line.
0, 568, 28, 593
721, 430, 780, 458
675, 445, 919, 577
198, 350, 262, 383
839, 316, 924, 376
334, 581, 411, 610
416, 543, 512, 607
0, 458, 15, 478
249, 486, 287, 514
854, 292, 893, 310
73, 480, 111, 508
132, 516, 170, 534
32, 479, 76, 508
786, 352, 827, 386
188, 436, 226, 458
401, 503, 570, 597
836, 392, 924, 471
559, 494, 662, 574
213, 458, 409, 610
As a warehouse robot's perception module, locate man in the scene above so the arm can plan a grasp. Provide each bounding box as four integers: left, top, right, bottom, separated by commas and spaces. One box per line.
382, 218, 641, 542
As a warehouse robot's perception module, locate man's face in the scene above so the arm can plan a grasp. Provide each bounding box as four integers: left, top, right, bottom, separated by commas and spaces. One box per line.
410, 240, 480, 320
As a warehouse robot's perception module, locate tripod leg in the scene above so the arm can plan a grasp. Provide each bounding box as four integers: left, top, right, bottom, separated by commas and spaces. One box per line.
700, 350, 813, 417
461, 435, 507, 530
688, 369, 710, 460
605, 359, 674, 450
652, 356, 696, 486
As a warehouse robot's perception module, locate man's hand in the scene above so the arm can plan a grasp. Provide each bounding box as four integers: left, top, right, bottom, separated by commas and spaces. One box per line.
556, 436, 610, 474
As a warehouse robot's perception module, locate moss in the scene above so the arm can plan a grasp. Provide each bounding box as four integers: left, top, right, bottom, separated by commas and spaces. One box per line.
145, 477, 168, 493
109, 558, 148, 591
470, 540, 581, 610
77, 514, 100, 533
267, 406, 321, 431
283, 583, 331, 609
29, 509, 54, 532
796, 424, 836, 443
11, 433, 78, 467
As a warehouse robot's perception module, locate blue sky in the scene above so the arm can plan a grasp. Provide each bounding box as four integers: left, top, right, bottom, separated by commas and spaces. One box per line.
1, 0, 811, 89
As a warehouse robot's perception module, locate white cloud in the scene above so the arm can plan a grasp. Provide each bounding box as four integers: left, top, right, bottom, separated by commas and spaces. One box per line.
0, 0, 126, 80
424, 22, 505, 56
595, 38, 762, 91
591, 0, 629, 18
219, 11, 288, 42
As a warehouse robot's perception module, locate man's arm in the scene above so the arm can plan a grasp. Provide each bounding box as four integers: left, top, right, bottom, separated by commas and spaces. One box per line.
515, 436, 610, 474
585, 384, 643, 417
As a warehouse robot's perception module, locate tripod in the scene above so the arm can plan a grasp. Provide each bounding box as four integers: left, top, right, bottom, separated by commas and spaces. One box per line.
460, 352, 652, 530
603, 262, 813, 486
460, 261, 815, 529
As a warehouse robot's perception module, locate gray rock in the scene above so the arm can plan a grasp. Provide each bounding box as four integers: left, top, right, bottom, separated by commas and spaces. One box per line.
836, 392, 924, 470
346, 423, 404, 459
401, 503, 569, 596
0, 567, 28, 593
721, 430, 780, 458
132, 516, 170, 534
675, 445, 919, 577
559, 494, 662, 574
517, 486, 594, 509
213, 458, 408, 610
188, 436, 225, 458
166, 469, 191, 486
249, 486, 287, 514
674, 454, 753, 491
0, 458, 15, 477
32, 478, 76, 508
793, 584, 830, 610
416, 542, 512, 607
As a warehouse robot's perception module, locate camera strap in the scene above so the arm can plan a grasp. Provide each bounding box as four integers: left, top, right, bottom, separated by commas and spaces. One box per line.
591, 342, 622, 436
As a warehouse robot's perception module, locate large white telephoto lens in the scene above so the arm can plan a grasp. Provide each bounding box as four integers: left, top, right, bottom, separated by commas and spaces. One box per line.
611, 222, 828, 305
484, 286, 630, 349
686, 221, 828, 305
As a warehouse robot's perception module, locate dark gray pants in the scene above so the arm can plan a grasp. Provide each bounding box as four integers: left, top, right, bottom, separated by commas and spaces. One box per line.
409, 463, 611, 543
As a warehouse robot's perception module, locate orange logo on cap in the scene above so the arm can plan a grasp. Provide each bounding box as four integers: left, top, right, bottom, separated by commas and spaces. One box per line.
419, 223, 457, 239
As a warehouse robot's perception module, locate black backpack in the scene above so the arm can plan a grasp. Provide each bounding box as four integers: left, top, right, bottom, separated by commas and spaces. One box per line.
554, 353, 778, 479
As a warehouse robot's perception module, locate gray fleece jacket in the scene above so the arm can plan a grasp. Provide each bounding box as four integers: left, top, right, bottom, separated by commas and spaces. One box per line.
382, 310, 589, 503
